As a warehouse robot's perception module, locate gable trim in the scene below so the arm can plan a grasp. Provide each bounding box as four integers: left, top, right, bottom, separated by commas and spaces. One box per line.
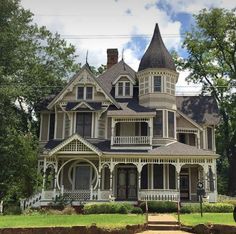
47, 133, 102, 157
71, 101, 94, 111
112, 74, 136, 85
177, 110, 203, 130
47, 64, 120, 109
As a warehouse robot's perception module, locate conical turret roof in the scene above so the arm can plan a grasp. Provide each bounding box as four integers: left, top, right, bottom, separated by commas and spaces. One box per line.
138, 24, 176, 71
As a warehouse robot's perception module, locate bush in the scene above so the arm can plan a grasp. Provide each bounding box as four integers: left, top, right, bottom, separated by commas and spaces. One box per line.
4, 204, 22, 215
84, 202, 134, 214
131, 207, 143, 214
140, 201, 177, 213
180, 203, 234, 213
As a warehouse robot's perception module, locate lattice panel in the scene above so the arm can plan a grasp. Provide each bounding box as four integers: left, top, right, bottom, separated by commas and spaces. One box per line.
60, 140, 91, 152
63, 190, 90, 201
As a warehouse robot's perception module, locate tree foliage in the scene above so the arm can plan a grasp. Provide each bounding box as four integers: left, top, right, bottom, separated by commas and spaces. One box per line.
0, 0, 79, 202
179, 8, 236, 195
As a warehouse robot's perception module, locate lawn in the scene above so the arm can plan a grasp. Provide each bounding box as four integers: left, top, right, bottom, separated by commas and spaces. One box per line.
180, 213, 236, 226
0, 214, 145, 228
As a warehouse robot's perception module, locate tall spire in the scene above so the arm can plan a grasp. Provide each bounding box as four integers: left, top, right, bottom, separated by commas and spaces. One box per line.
138, 23, 176, 71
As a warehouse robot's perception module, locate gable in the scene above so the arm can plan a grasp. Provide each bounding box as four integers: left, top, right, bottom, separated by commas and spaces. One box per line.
47, 65, 120, 109
177, 111, 202, 130
47, 134, 102, 156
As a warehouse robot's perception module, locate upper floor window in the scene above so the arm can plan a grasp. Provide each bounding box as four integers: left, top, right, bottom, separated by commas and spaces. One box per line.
166, 77, 175, 95
207, 127, 213, 150
76, 112, 92, 138
77, 86, 93, 100
154, 76, 161, 92
168, 111, 175, 138
154, 110, 163, 137
116, 81, 132, 97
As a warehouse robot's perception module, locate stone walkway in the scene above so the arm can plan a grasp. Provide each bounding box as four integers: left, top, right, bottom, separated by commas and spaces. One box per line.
137, 214, 192, 234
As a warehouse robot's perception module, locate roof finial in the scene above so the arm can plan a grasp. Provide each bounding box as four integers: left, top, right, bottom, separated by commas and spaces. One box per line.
86, 50, 89, 64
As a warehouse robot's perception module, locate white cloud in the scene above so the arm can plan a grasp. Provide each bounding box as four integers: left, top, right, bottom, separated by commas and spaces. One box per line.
21, 0, 181, 70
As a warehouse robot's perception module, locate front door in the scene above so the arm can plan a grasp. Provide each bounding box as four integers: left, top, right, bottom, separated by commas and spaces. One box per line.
117, 168, 137, 200
180, 174, 189, 200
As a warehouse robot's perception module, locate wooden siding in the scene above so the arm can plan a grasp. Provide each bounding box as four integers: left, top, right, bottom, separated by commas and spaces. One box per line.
56, 113, 64, 139
40, 113, 49, 141
177, 116, 197, 129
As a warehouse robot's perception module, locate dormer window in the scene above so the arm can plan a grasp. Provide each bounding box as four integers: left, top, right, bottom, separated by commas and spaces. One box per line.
117, 81, 131, 97
77, 86, 93, 100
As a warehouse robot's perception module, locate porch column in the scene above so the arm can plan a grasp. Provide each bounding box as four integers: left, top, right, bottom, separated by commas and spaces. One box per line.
109, 163, 114, 196
97, 165, 102, 200
111, 118, 115, 146
137, 164, 142, 200
149, 118, 153, 145
203, 164, 209, 192
175, 164, 181, 201
42, 157, 47, 199
53, 160, 58, 198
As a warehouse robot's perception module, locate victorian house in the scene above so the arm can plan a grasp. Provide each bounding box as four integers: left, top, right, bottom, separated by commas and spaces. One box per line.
30, 24, 219, 207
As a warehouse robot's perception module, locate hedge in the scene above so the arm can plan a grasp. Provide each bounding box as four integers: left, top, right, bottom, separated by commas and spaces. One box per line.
83, 202, 134, 214
180, 203, 234, 213
140, 201, 177, 213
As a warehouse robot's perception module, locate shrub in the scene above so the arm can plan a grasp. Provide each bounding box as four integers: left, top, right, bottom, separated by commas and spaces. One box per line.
84, 202, 134, 214
119, 206, 128, 214
180, 203, 234, 213
131, 207, 143, 214
4, 205, 22, 215
140, 201, 177, 213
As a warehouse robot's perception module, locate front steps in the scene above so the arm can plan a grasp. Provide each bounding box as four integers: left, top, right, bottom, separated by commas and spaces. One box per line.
147, 214, 180, 231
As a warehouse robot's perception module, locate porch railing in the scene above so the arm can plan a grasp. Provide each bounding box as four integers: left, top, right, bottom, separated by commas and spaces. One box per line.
139, 189, 179, 201
113, 136, 151, 145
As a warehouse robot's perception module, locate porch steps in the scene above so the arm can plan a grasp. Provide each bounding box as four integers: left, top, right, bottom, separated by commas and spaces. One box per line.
147, 214, 180, 231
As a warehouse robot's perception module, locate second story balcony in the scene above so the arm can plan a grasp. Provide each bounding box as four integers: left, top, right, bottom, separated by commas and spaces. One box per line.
110, 117, 153, 149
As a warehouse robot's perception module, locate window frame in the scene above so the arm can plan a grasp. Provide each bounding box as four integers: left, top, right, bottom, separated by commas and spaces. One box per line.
153, 76, 162, 92
77, 86, 94, 100
75, 112, 93, 138
115, 81, 132, 98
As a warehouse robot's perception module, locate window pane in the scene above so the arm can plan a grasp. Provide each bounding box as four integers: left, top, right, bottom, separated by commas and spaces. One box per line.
207, 127, 213, 150
125, 82, 130, 96
168, 111, 174, 138
154, 110, 163, 137
77, 87, 84, 99
49, 113, 55, 140
86, 87, 93, 99
154, 76, 161, 92
118, 82, 123, 96
153, 164, 163, 189
76, 113, 92, 137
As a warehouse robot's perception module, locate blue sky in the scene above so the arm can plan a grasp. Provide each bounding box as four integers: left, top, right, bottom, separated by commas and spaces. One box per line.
21, 0, 235, 94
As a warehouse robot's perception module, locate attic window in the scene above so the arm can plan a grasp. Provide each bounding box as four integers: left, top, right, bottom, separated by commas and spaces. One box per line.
77, 86, 93, 100
116, 81, 132, 97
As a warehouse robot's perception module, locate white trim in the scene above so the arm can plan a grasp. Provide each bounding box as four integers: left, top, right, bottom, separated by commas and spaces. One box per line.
112, 74, 136, 85
72, 101, 94, 111
47, 133, 102, 157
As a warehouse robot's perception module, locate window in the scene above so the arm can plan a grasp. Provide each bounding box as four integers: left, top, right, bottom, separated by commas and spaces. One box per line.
116, 81, 131, 97
77, 87, 84, 99
169, 165, 176, 189
49, 113, 55, 140
144, 77, 149, 94
141, 165, 148, 189
139, 77, 144, 95
125, 82, 130, 96
154, 76, 161, 92
76, 112, 92, 137
118, 82, 123, 96
207, 127, 213, 150
77, 86, 93, 100
168, 111, 175, 138
153, 110, 163, 137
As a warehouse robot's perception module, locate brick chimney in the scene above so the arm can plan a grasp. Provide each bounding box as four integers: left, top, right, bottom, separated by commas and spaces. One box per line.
107, 49, 118, 69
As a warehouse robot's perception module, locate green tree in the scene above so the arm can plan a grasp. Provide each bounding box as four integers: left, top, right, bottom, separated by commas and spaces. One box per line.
0, 0, 79, 202
179, 8, 236, 195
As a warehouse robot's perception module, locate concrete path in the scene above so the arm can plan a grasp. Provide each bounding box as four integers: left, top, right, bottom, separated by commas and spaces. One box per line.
137, 214, 192, 234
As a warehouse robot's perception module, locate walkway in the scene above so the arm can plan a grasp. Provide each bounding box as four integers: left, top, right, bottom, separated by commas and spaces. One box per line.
138, 214, 192, 234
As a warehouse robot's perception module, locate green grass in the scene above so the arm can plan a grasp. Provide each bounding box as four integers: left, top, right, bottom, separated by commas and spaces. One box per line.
180, 213, 236, 226
0, 214, 145, 228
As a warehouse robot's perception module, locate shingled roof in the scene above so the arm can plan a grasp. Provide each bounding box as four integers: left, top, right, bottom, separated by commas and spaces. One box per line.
97, 60, 136, 93
138, 23, 176, 72
176, 96, 220, 125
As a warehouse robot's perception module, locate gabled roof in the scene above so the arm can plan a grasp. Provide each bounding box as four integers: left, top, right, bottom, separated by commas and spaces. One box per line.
44, 133, 102, 156
138, 23, 176, 72
176, 96, 220, 125
47, 64, 120, 109
97, 60, 136, 93
66, 101, 102, 111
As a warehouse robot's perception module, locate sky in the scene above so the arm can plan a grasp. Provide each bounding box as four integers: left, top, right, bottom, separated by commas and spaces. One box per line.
21, 0, 235, 95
